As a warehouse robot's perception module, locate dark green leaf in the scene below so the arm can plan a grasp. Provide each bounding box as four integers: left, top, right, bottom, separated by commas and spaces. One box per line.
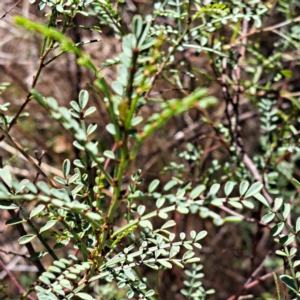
6, 218, 25, 226
31, 251, 48, 260
271, 222, 284, 236
0, 200, 18, 210
280, 275, 297, 292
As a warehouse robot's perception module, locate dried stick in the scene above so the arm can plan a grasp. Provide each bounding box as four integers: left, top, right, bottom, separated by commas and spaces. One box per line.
0, 127, 56, 188
228, 251, 271, 300
0, 258, 35, 300
0, 0, 23, 19
0, 248, 29, 260
7, 210, 45, 274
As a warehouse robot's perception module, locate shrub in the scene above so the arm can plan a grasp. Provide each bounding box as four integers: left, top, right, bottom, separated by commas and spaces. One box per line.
0, 0, 300, 299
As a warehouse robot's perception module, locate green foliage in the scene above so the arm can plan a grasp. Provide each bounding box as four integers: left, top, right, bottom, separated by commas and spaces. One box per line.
1, 0, 300, 299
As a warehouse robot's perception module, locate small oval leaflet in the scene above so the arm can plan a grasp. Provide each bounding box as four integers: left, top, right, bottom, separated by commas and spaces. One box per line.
274, 198, 283, 211
158, 211, 168, 219
148, 179, 160, 193
39, 220, 57, 234
70, 100, 80, 112
130, 116, 143, 127
5, 218, 25, 226
103, 150, 115, 159
0, 168, 12, 188
106, 123, 116, 135
137, 205, 146, 216
296, 217, 300, 233
164, 180, 178, 191
84, 106, 96, 117
177, 205, 189, 214
156, 197, 165, 208
139, 220, 153, 230
30, 204, 46, 219
190, 230, 196, 239
62, 159, 71, 177
244, 182, 263, 199
126, 290, 134, 299
18, 234, 36, 245
79, 90, 89, 109
87, 123, 97, 136
161, 220, 176, 230
209, 183, 220, 196
124, 268, 136, 281
185, 257, 201, 264
195, 230, 207, 241
282, 203, 291, 220
271, 222, 284, 236
190, 184, 206, 199
180, 232, 186, 240
158, 259, 172, 269
253, 193, 269, 207
60, 279, 72, 290
261, 212, 275, 224
86, 211, 101, 221
39, 275, 51, 285
25, 181, 38, 194
132, 14, 143, 38
183, 251, 195, 260
224, 181, 235, 196
241, 200, 254, 209
239, 181, 249, 196
0, 201, 18, 210
53, 260, 66, 269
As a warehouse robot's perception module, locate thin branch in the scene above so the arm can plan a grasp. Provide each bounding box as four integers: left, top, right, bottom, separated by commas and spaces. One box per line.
6, 210, 45, 274
0, 258, 35, 300
0, 0, 23, 19
0, 248, 29, 260
219, 206, 267, 226
0, 127, 56, 188
228, 16, 300, 48
229, 251, 271, 300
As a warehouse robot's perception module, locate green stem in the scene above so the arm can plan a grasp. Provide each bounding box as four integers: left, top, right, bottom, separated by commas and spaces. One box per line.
18, 204, 58, 260
284, 245, 299, 291
18, 288, 34, 300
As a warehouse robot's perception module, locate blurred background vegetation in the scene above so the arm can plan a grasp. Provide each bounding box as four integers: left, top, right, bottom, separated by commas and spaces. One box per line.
0, 0, 300, 299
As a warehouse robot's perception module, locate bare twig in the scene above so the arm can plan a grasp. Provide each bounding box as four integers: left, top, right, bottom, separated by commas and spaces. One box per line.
220, 206, 267, 226
229, 251, 271, 300
0, 127, 56, 187
0, 258, 36, 300
0, 0, 23, 19
0, 248, 29, 260
6, 210, 45, 274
